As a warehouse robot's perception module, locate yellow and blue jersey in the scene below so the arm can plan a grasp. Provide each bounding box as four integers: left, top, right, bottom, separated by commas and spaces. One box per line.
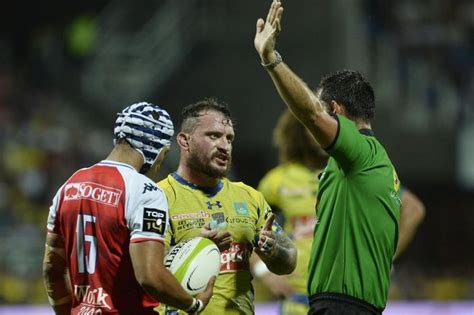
158, 173, 271, 315
258, 161, 321, 296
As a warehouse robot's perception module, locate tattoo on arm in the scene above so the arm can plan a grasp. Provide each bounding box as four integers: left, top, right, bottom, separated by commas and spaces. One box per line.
258, 232, 297, 275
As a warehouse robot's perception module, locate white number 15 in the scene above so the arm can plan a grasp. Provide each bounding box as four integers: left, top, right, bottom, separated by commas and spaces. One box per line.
76, 214, 97, 274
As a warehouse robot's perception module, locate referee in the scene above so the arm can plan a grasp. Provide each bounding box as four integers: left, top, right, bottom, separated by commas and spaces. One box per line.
254, 1, 401, 314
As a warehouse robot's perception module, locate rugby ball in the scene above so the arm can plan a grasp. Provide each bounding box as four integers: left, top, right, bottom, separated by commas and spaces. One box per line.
164, 237, 221, 295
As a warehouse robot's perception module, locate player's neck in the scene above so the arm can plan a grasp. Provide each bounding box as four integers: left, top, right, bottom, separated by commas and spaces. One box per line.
176, 165, 220, 188
106, 144, 143, 172
355, 120, 371, 130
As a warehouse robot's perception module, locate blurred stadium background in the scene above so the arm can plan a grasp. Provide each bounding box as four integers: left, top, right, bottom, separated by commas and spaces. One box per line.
0, 0, 473, 314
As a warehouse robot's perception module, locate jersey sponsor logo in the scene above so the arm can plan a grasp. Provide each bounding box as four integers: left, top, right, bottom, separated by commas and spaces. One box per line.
177, 218, 205, 231
64, 182, 122, 207
233, 202, 249, 216
143, 208, 166, 235
74, 285, 111, 310
206, 201, 222, 210
225, 216, 255, 225
210, 212, 227, 230
220, 242, 251, 272
143, 182, 158, 194
171, 211, 210, 220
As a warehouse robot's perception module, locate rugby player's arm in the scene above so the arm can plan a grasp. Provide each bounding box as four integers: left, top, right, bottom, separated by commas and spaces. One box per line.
42, 232, 72, 315
394, 189, 425, 258
130, 241, 212, 311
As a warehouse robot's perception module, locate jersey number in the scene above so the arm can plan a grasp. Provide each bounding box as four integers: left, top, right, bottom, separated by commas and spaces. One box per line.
76, 214, 97, 274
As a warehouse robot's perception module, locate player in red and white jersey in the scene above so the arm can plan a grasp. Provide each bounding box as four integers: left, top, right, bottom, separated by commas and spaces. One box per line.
43, 102, 214, 315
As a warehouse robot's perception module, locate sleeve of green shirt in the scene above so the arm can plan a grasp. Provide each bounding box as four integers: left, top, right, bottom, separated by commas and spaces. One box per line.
326, 115, 374, 173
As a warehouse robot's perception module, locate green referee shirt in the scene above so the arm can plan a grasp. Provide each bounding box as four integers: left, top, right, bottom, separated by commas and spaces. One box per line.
307, 115, 401, 309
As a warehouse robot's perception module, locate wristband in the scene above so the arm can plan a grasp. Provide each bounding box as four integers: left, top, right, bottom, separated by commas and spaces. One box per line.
261, 51, 283, 71
252, 259, 270, 278
185, 298, 204, 314
47, 294, 72, 306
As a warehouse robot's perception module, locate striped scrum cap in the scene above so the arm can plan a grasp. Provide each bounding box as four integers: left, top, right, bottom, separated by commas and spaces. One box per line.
114, 102, 174, 173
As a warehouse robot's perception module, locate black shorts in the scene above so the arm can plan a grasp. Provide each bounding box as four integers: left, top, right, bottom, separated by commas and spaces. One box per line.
308, 293, 383, 315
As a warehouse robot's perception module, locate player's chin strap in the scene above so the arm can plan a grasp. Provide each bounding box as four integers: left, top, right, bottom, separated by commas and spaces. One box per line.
185, 298, 204, 314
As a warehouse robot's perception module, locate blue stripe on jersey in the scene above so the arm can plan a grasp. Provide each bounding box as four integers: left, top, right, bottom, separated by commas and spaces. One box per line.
171, 172, 224, 198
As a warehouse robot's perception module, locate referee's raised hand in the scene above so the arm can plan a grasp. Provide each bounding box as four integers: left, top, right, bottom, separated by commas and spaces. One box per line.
254, 0, 284, 65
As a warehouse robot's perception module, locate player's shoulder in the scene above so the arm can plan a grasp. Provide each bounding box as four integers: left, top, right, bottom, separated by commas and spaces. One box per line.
101, 161, 164, 197
157, 174, 177, 204
65, 163, 98, 182
225, 178, 265, 201
59, 163, 106, 194
157, 174, 174, 191
226, 178, 255, 191
261, 163, 295, 183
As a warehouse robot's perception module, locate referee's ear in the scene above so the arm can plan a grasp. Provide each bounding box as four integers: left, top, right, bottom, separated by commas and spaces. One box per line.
331, 101, 345, 116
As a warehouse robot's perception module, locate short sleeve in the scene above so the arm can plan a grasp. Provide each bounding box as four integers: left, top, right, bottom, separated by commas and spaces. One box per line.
47, 186, 63, 233
327, 115, 373, 173
126, 178, 169, 244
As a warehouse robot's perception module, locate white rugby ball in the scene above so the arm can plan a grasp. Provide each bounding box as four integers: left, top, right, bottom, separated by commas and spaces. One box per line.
164, 237, 221, 295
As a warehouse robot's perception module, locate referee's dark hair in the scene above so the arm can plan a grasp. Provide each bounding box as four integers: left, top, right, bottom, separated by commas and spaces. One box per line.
317, 70, 375, 123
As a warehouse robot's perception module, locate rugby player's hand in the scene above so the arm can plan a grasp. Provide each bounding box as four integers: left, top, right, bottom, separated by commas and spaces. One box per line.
200, 222, 232, 252
255, 213, 277, 255
254, 0, 284, 63
194, 276, 216, 313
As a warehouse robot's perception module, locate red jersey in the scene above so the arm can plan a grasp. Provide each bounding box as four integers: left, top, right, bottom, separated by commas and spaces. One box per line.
47, 160, 169, 315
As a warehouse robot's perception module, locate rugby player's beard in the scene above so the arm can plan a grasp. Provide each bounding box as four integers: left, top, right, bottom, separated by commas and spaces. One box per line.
187, 150, 231, 179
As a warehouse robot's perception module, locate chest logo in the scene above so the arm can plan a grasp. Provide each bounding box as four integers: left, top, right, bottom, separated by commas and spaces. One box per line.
233, 202, 249, 216
210, 212, 227, 230
143, 183, 158, 194
206, 201, 222, 210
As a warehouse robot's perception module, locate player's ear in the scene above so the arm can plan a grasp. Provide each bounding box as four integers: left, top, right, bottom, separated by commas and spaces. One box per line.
177, 132, 190, 150
331, 101, 343, 115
